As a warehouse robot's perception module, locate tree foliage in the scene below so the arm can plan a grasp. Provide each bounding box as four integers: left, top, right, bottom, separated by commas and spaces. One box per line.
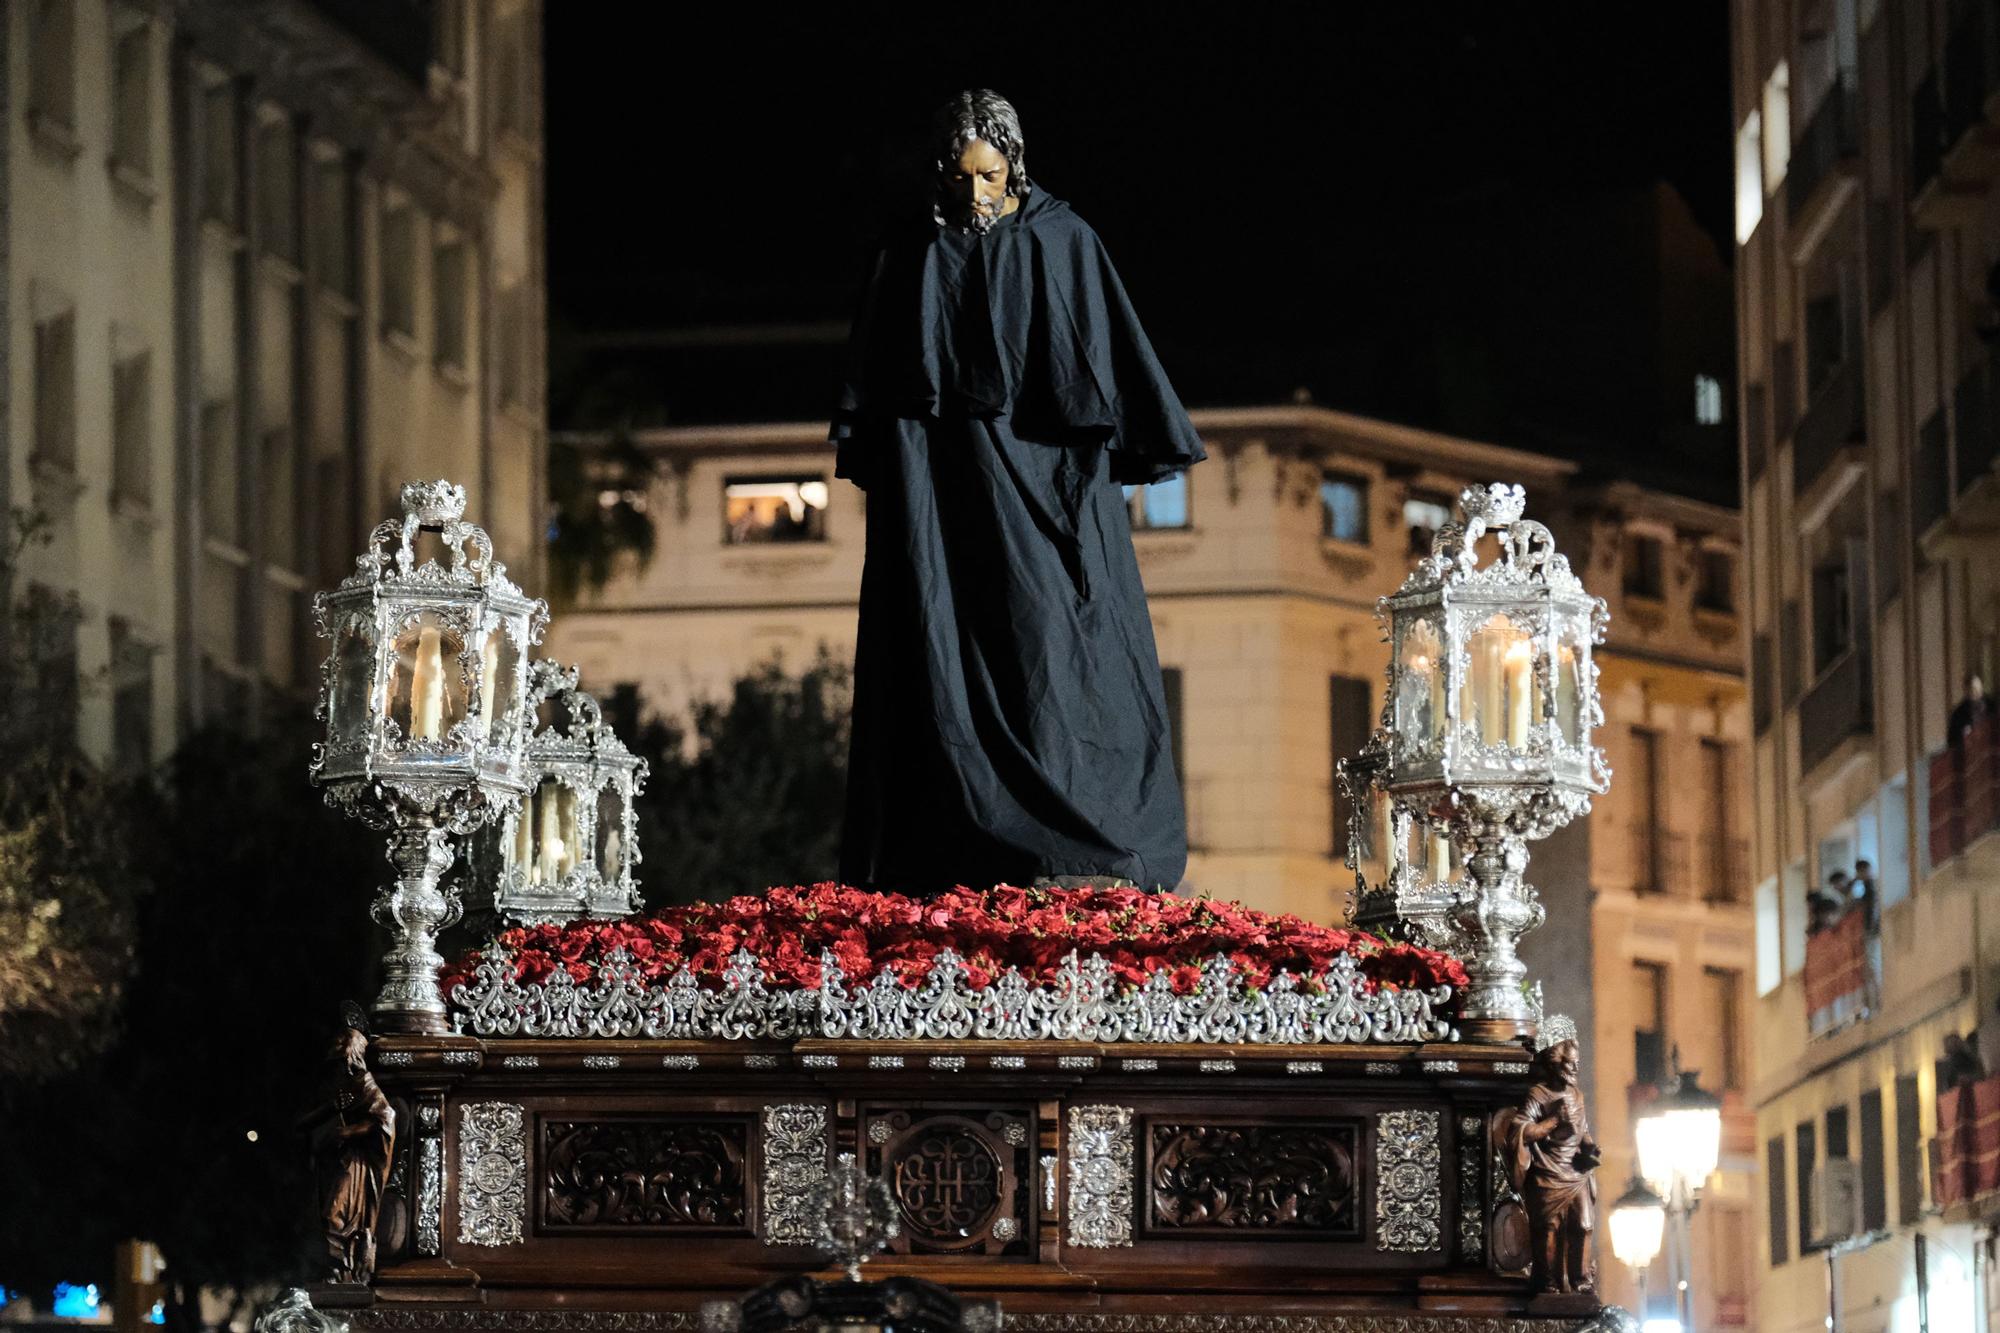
546, 433, 659, 605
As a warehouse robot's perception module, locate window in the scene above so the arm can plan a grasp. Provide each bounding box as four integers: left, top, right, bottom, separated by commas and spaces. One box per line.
1766, 1135, 1790, 1266
434, 237, 467, 372
1762, 61, 1791, 191
1796, 1121, 1816, 1255
23, 584, 80, 749
1329, 676, 1371, 859
1403, 490, 1452, 555
1811, 554, 1854, 673
1702, 738, 1738, 899
33, 308, 76, 472
111, 21, 152, 177
495, 8, 534, 139
1734, 110, 1764, 244
1320, 473, 1368, 543
1859, 1088, 1886, 1234
1122, 473, 1189, 529
1756, 875, 1781, 995
110, 618, 154, 777
380, 201, 418, 339
1895, 1074, 1922, 1224
262, 428, 296, 571
201, 399, 237, 544
28, 0, 75, 133
200, 80, 239, 226
112, 350, 151, 507
724, 477, 829, 544
1825, 1104, 1850, 1161
256, 114, 297, 262
1695, 374, 1725, 425
310, 156, 353, 296
1630, 727, 1665, 892
1697, 548, 1735, 613
497, 281, 529, 407
1623, 531, 1666, 599
1161, 666, 1185, 783
1633, 959, 1669, 1087
1705, 967, 1742, 1090
1782, 858, 1807, 976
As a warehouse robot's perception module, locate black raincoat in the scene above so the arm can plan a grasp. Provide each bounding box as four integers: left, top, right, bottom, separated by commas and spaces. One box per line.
832, 187, 1204, 894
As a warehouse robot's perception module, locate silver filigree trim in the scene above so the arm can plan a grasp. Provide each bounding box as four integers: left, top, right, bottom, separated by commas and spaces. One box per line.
1457, 1115, 1485, 1261
377, 1051, 415, 1067
867, 1121, 893, 1145
1121, 1058, 1159, 1072
993, 1055, 1027, 1069
801, 1054, 837, 1069
415, 1137, 443, 1256
1495, 1061, 1530, 1074
1040, 1153, 1059, 1212
1422, 1060, 1460, 1073
743, 1054, 779, 1069
868, 1055, 905, 1069
1058, 1055, 1098, 1070
581, 1054, 619, 1070
1376, 1109, 1442, 1252
457, 1102, 526, 1246
992, 1216, 1020, 1242
1366, 1062, 1400, 1075
441, 1050, 479, 1067
929, 1055, 966, 1071
1066, 1105, 1135, 1248
1286, 1060, 1325, 1074
1004, 1122, 1029, 1146
1199, 1059, 1236, 1073
761, 1104, 828, 1246
661, 1055, 699, 1070
500, 1054, 539, 1069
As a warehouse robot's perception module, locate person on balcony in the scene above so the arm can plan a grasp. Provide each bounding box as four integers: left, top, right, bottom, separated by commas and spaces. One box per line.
1950, 672, 1988, 747
1850, 858, 1878, 933
1942, 1032, 1986, 1091
1808, 870, 1848, 935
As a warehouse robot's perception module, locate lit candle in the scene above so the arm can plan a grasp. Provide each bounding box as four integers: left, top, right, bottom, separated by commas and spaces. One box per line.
604, 826, 623, 879
537, 783, 564, 884
556, 788, 579, 877
1555, 644, 1579, 740
473, 631, 502, 741
1504, 638, 1533, 747
1429, 831, 1452, 881
409, 627, 446, 741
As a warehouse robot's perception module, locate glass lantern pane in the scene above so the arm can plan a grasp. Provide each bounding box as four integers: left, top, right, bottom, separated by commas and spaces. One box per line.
526, 778, 580, 885
1459, 614, 1541, 749
474, 622, 522, 747
502, 792, 532, 874
1555, 620, 1587, 745
597, 783, 625, 880
328, 617, 376, 743
386, 611, 470, 744
1394, 618, 1447, 758
1420, 823, 1454, 881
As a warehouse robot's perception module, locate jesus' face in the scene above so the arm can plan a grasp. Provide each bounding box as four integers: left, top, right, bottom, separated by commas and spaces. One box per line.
946, 138, 1013, 231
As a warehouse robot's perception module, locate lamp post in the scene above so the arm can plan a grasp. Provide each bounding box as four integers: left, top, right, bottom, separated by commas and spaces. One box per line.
1343, 483, 1610, 1038
310, 480, 548, 1033
1608, 1174, 1668, 1324
492, 660, 650, 924
1633, 1055, 1724, 1333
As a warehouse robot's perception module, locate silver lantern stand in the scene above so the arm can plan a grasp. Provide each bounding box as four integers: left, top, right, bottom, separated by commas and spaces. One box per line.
1351, 483, 1609, 1040
491, 660, 650, 925
310, 480, 548, 1034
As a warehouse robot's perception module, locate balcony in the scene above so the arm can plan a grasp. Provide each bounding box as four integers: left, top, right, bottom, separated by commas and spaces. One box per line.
1800, 645, 1873, 776
1792, 359, 1867, 521
1788, 81, 1860, 262
1935, 1073, 2000, 1214
1912, 9, 2000, 229
1928, 713, 2000, 868
1629, 824, 1690, 896
1804, 908, 1875, 1037
1703, 835, 1750, 905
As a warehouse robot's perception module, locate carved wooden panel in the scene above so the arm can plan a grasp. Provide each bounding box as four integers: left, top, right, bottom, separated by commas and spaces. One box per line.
1143, 1119, 1361, 1238
538, 1116, 752, 1234
863, 1107, 1031, 1255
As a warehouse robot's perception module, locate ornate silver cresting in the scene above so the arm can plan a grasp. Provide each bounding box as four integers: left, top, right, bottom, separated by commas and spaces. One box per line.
1066, 1105, 1135, 1248
311, 481, 548, 1034
457, 1102, 527, 1246
489, 661, 649, 924
761, 1104, 830, 1246
1348, 484, 1609, 1038
449, 945, 1455, 1045
1375, 1108, 1443, 1253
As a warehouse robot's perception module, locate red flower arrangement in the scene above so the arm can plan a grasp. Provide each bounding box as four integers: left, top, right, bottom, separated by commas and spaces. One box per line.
441, 884, 1467, 1008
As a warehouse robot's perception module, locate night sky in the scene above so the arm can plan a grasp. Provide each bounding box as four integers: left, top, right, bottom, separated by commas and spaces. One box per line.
546, 4, 1735, 499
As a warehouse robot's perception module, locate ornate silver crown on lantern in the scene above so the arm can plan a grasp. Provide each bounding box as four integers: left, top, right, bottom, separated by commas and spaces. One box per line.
489, 660, 649, 925
1342, 483, 1610, 1040
310, 480, 548, 1034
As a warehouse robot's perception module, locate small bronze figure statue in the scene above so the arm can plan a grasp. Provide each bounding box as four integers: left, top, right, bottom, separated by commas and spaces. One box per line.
1493, 1015, 1600, 1294
301, 1022, 397, 1283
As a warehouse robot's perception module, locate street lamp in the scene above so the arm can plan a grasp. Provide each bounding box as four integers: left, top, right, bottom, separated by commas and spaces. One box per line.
1609, 1174, 1668, 1323
1632, 1055, 1724, 1333
1346, 483, 1610, 1038
311, 480, 548, 1033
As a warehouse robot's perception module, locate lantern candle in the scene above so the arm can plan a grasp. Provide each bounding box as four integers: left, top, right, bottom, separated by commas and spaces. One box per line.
1504, 637, 1534, 747
603, 826, 623, 879
1429, 830, 1452, 881
409, 626, 447, 741
473, 630, 502, 741
537, 782, 564, 885
556, 788, 579, 878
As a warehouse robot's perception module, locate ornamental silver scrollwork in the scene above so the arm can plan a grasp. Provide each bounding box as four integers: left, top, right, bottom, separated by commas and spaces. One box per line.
1457, 1115, 1485, 1261
415, 1137, 443, 1256
1066, 1105, 1135, 1248
1375, 1109, 1442, 1253
761, 1104, 829, 1246
449, 945, 1455, 1046
457, 1102, 527, 1246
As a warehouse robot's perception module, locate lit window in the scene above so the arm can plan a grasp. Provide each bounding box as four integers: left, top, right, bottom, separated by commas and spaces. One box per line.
1697, 548, 1735, 612
1123, 473, 1189, 529
1734, 110, 1763, 244
1755, 876, 1780, 995
1320, 473, 1369, 544
1695, 374, 1724, 425
724, 477, 829, 544
1403, 491, 1452, 555
1762, 62, 1791, 192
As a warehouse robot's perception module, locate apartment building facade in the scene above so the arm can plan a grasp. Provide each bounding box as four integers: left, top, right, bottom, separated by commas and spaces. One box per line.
547, 403, 1757, 1326
3, 0, 547, 769
1734, 0, 2000, 1327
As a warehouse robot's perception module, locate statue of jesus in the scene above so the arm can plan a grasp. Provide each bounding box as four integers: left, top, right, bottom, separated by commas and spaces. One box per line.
833, 90, 1204, 895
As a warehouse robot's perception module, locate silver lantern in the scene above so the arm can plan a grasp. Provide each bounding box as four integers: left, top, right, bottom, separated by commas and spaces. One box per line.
311, 480, 548, 1033
491, 660, 649, 925
1353, 483, 1609, 1038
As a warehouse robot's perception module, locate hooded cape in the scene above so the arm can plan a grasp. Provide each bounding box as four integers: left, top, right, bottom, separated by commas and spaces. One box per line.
832, 188, 1201, 894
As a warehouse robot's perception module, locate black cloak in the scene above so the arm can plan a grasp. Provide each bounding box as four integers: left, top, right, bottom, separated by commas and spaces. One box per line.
832, 187, 1205, 894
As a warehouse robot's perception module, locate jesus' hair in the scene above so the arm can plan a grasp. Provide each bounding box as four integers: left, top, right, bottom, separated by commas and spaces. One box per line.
931, 89, 1033, 200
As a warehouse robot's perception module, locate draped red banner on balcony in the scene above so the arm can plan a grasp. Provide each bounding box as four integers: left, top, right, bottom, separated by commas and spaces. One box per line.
1803, 910, 1869, 1023
1935, 1074, 2000, 1210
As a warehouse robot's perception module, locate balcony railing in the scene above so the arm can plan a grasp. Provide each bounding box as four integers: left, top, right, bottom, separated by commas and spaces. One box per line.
1929, 712, 2000, 867
1704, 835, 1750, 904
1787, 80, 1860, 221
1800, 646, 1873, 774
1794, 359, 1866, 498
1629, 824, 1689, 895
1935, 1072, 2000, 1210
1804, 908, 1874, 1037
